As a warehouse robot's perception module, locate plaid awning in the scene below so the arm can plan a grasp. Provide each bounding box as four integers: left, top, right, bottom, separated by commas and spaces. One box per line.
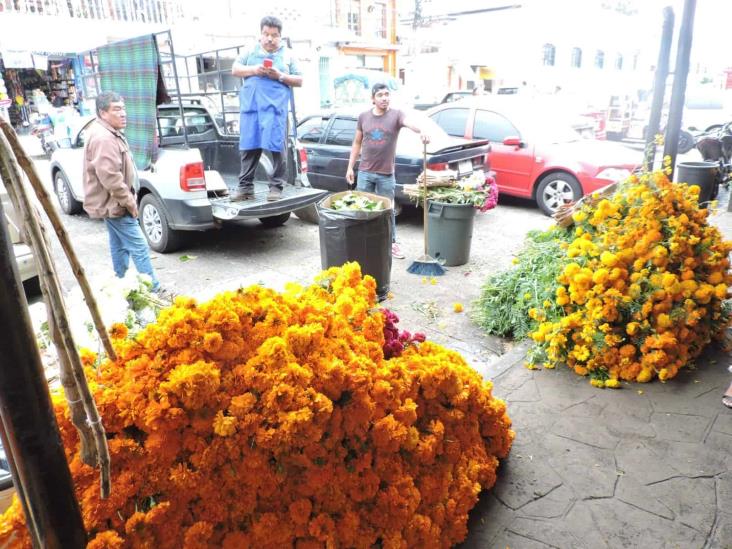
98, 35, 159, 170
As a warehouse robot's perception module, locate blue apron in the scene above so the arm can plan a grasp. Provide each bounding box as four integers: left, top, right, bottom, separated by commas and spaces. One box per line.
239, 76, 290, 152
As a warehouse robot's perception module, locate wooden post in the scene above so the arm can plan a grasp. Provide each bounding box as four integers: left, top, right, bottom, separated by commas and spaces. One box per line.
0, 198, 87, 548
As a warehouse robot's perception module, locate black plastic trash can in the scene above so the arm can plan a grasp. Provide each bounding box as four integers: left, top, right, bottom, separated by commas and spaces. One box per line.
426, 201, 476, 266
318, 191, 392, 298
676, 161, 719, 207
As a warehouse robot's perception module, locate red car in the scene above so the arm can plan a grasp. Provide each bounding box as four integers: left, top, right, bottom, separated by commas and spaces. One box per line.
427, 97, 641, 215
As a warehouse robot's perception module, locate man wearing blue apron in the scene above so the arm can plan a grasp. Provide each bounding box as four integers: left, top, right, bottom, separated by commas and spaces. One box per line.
231, 16, 302, 202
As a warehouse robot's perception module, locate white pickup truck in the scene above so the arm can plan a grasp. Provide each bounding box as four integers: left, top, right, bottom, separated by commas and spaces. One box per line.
49, 32, 326, 253
1, 182, 38, 291
49, 113, 324, 253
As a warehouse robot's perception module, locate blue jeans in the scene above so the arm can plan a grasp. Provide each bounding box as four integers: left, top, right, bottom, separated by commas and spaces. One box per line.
104, 215, 160, 291
356, 171, 396, 242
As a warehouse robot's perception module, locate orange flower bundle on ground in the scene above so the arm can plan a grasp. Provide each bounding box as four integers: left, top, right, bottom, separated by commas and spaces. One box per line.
527, 168, 732, 384
0, 263, 513, 548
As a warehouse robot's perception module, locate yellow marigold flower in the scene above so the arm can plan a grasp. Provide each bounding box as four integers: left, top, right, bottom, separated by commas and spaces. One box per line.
524, 362, 539, 370
453, 302, 464, 313
656, 313, 672, 329
600, 251, 618, 267
109, 322, 128, 340
636, 369, 653, 383
524, 292, 532, 300
707, 271, 723, 285
592, 268, 609, 285
572, 210, 588, 223
430, 277, 437, 285
512, 257, 519, 264
590, 379, 605, 388
604, 379, 621, 389
714, 284, 728, 300
212, 410, 237, 437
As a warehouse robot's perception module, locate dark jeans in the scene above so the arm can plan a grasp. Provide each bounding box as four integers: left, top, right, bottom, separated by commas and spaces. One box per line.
238, 149, 286, 192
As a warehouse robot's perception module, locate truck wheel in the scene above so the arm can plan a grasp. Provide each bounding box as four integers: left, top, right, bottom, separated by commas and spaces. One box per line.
139, 194, 183, 253
54, 171, 82, 215
259, 212, 291, 227
293, 204, 319, 224
535, 172, 582, 216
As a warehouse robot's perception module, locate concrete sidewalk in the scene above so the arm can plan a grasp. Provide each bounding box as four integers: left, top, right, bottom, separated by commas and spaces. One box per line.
460, 208, 732, 549
461, 342, 731, 549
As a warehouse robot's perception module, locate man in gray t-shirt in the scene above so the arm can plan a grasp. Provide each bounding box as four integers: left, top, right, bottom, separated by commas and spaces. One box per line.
346, 83, 430, 259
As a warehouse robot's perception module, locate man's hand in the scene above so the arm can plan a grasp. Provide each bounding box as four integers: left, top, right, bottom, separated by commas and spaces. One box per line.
254, 65, 267, 77
128, 202, 139, 218
420, 131, 431, 145
265, 67, 282, 81
346, 167, 355, 188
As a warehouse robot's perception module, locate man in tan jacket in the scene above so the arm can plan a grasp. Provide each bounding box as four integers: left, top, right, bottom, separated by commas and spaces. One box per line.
83, 91, 160, 291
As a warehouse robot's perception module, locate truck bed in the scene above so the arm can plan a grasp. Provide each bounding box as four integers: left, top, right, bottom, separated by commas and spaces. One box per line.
211, 182, 326, 220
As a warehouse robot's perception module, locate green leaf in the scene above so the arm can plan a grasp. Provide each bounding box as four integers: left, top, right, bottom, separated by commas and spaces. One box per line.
179, 255, 198, 262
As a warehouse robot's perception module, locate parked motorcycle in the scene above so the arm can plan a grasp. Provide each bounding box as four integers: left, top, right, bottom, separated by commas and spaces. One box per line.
31, 124, 58, 155
694, 121, 732, 185
29, 115, 58, 156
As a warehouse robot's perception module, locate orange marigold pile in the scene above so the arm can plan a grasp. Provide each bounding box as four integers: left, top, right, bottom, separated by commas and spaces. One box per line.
0, 263, 513, 548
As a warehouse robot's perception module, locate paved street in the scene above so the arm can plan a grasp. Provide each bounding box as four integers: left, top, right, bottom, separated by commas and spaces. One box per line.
24, 143, 732, 548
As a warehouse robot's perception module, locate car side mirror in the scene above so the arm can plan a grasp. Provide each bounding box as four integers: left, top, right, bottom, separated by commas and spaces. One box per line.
503, 136, 524, 148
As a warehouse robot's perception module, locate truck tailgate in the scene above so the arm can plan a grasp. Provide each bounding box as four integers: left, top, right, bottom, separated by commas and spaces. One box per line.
210, 183, 327, 220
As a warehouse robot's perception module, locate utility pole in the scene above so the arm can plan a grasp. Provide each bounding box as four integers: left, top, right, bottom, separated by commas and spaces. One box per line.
644, 7, 674, 171
663, 0, 697, 175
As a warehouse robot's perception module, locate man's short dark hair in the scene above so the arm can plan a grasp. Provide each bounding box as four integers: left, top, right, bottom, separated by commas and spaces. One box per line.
371, 83, 389, 97
96, 92, 123, 116
260, 15, 283, 32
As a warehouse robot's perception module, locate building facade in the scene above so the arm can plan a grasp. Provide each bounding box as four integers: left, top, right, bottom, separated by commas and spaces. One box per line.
397, 0, 724, 110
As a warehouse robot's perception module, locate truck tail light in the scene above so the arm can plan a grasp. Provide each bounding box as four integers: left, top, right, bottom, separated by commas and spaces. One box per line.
298, 148, 308, 172
179, 162, 206, 191
427, 162, 448, 171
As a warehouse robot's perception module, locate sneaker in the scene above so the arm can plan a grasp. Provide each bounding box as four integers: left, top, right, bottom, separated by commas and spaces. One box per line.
391, 243, 405, 259
229, 189, 254, 201
267, 188, 283, 202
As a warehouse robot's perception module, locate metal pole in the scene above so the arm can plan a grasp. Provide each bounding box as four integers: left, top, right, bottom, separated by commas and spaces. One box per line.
0, 198, 86, 548
663, 0, 697, 176
644, 6, 674, 172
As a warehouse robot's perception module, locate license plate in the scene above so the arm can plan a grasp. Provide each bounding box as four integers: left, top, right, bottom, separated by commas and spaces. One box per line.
458, 160, 472, 175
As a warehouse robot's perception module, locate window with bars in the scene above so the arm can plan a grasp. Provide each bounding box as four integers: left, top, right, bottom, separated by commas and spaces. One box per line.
595, 50, 605, 69
571, 47, 582, 68
542, 44, 556, 67
374, 2, 387, 39
348, 0, 361, 35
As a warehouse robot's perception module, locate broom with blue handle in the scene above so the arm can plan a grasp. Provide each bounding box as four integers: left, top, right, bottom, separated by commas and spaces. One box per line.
407, 142, 446, 276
